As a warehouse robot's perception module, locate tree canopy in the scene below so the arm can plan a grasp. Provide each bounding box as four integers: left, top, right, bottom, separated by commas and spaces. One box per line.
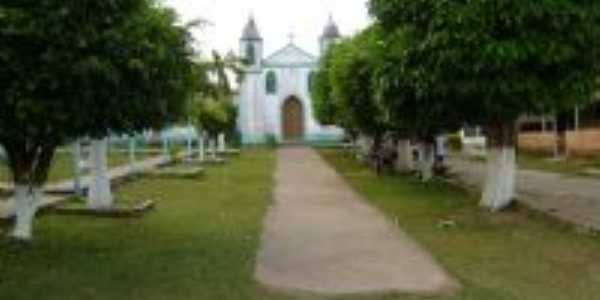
368, 0, 599, 209
0, 0, 196, 240
369, 0, 599, 125
191, 51, 240, 138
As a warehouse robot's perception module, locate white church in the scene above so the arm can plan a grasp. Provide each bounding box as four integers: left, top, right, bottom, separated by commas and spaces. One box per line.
236, 16, 345, 144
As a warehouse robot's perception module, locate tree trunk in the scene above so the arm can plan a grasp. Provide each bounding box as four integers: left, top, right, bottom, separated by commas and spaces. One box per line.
395, 139, 413, 173
88, 138, 113, 210
72, 140, 83, 196
198, 131, 205, 162
356, 135, 372, 162
11, 185, 42, 240
186, 124, 193, 158
4, 141, 56, 241
218, 133, 226, 153
128, 136, 136, 173
481, 122, 517, 211
209, 137, 217, 160
433, 135, 448, 175
417, 141, 435, 181
162, 136, 169, 157
370, 134, 384, 175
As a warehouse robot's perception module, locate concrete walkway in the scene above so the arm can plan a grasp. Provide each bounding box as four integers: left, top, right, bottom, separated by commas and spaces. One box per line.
256, 147, 458, 296
449, 157, 600, 230
0, 155, 170, 219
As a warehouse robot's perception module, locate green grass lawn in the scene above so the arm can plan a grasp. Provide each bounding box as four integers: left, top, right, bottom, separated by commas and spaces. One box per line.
517, 151, 600, 177
0, 150, 277, 300
319, 149, 600, 300
1, 149, 599, 300
0, 150, 160, 183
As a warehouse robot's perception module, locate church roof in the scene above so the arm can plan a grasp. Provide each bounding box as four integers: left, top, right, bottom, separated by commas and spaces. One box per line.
241, 17, 262, 40
321, 16, 341, 39
263, 43, 317, 68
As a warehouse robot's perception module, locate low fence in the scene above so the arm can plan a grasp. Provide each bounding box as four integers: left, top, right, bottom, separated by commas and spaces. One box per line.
518, 132, 556, 155
566, 129, 600, 156
518, 128, 600, 156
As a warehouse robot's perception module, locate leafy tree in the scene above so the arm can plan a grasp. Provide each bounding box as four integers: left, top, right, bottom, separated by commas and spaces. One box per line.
371, 27, 462, 179
190, 51, 241, 153
328, 29, 391, 166
0, 0, 194, 241
370, 0, 599, 210
311, 49, 338, 126
194, 97, 237, 139
312, 47, 361, 146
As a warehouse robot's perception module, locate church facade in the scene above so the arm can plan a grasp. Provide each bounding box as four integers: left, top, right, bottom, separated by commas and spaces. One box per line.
237, 17, 345, 144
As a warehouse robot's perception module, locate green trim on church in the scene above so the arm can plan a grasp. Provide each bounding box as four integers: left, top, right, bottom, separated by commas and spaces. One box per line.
241, 133, 344, 146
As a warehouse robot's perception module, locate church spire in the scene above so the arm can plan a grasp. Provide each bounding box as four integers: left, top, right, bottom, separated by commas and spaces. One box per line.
321, 14, 341, 40
320, 15, 341, 55
240, 15, 263, 71
241, 15, 262, 41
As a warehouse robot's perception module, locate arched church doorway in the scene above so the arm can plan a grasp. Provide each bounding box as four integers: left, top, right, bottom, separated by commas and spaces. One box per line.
282, 96, 304, 141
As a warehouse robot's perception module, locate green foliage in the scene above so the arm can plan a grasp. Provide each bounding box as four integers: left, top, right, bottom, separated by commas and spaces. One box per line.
190, 51, 241, 139
0, 0, 195, 184
447, 134, 463, 151
369, 0, 599, 126
194, 97, 237, 138
316, 28, 390, 140
371, 26, 462, 141
311, 49, 338, 125
312, 23, 462, 145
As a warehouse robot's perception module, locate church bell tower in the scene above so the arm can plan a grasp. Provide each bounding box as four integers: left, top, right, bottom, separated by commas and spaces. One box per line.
319, 15, 341, 56
240, 16, 263, 73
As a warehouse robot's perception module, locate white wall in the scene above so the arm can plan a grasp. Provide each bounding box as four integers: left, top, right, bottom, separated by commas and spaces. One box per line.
239, 64, 343, 143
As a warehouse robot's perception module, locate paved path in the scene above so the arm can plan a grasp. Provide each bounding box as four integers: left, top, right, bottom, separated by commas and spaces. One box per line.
449, 157, 600, 230
0, 155, 170, 219
256, 147, 458, 296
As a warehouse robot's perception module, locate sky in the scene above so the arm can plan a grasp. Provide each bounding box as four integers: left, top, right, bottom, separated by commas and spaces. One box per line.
161, 0, 372, 58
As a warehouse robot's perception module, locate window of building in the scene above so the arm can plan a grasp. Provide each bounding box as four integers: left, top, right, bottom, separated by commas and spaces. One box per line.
266, 71, 277, 94
245, 44, 255, 65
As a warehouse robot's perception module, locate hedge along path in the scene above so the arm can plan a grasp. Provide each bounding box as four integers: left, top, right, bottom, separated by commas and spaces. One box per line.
255, 147, 459, 296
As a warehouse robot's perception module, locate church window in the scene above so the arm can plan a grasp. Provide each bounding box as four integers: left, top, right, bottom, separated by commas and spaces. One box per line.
266, 71, 277, 94
245, 44, 255, 65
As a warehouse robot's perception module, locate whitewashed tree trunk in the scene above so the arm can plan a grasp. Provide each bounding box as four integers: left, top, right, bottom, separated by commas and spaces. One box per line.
356, 135, 372, 162
209, 138, 217, 160
481, 146, 516, 211
162, 136, 169, 157
72, 140, 83, 196
218, 133, 226, 153
417, 142, 435, 181
395, 139, 413, 172
435, 135, 447, 159
481, 122, 517, 211
198, 131, 205, 162
88, 138, 113, 210
11, 185, 41, 241
128, 136, 136, 172
186, 125, 193, 158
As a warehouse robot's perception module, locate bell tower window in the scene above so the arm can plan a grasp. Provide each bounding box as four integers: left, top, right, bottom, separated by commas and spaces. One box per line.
245, 44, 256, 65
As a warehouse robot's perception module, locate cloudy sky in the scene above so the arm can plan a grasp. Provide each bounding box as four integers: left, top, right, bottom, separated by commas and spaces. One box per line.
161, 0, 372, 58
